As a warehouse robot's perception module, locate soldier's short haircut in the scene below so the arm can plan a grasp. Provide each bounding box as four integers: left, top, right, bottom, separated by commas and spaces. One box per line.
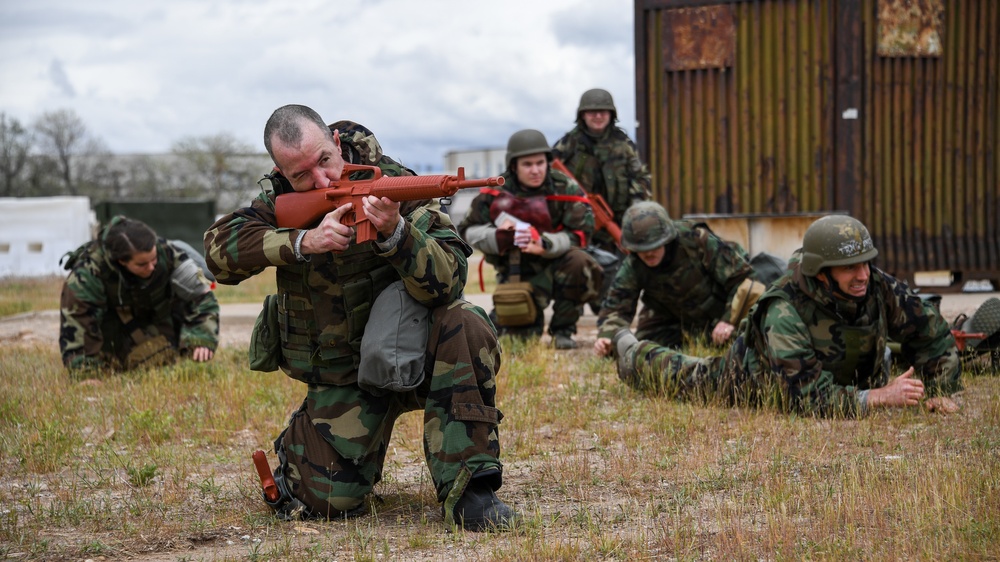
263, 104, 332, 163
103, 218, 157, 263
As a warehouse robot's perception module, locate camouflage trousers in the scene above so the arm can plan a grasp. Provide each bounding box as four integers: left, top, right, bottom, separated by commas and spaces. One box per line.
273, 299, 504, 518
633, 308, 713, 349
513, 247, 603, 336
622, 338, 753, 406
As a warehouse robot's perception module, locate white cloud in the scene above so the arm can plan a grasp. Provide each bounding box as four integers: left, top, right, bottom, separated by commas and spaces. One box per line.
0, 0, 637, 169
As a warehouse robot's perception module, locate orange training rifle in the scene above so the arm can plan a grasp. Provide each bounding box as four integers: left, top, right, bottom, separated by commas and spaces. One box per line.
550, 158, 622, 245
274, 164, 505, 243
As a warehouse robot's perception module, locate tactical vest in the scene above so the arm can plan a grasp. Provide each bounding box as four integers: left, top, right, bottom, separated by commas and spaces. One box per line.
267, 126, 413, 386
561, 127, 636, 217
87, 242, 177, 349
637, 223, 734, 326
747, 270, 888, 388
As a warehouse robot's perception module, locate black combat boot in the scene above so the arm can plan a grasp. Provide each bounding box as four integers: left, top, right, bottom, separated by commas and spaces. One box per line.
452, 474, 520, 532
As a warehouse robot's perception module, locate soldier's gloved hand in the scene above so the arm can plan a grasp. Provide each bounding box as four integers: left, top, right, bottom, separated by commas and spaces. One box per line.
495, 229, 516, 254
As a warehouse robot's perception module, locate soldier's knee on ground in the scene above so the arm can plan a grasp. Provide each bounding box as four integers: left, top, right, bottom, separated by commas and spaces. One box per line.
275, 408, 378, 519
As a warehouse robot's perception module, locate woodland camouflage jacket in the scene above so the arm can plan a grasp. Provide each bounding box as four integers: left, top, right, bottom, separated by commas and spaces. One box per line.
730, 255, 961, 416
598, 221, 753, 339
59, 237, 219, 371
552, 125, 651, 247
203, 122, 471, 386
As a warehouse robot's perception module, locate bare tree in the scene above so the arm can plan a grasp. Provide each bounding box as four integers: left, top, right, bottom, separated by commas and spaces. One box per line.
33, 109, 88, 195
0, 113, 32, 196
171, 133, 264, 208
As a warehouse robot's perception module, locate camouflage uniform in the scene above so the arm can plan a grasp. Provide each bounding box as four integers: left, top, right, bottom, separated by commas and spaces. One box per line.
204, 122, 505, 520
552, 125, 652, 254
458, 167, 603, 338
598, 220, 754, 347
621, 254, 961, 417
59, 223, 219, 373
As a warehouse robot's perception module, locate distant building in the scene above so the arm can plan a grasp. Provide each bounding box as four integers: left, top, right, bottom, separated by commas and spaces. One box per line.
442, 147, 505, 226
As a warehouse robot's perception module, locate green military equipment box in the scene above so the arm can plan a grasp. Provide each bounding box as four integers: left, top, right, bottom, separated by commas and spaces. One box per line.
94, 200, 216, 257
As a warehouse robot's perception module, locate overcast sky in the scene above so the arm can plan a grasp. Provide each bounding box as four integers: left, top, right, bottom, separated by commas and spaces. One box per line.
0, 0, 638, 172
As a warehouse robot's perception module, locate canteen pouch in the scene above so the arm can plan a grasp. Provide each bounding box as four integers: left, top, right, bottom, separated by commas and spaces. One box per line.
492, 282, 538, 327
358, 280, 430, 396
249, 294, 281, 372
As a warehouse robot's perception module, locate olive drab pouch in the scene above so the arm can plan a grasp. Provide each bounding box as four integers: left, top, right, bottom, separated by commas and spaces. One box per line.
358, 280, 430, 396
491, 249, 538, 327
492, 282, 538, 327
249, 294, 281, 372
125, 335, 177, 370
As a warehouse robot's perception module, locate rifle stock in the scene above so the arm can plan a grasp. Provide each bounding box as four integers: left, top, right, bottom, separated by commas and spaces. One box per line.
551, 159, 622, 244
274, 165, 504, 242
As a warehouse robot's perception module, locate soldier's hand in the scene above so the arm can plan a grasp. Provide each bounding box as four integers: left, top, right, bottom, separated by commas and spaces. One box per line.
362, 195, 401, 237
924, 396, 959, 414
869, 367, 925, 408
712, 321, 736, 345
303, 202, 355, 253
594, 337, 613, 357
191, 347, 214, 362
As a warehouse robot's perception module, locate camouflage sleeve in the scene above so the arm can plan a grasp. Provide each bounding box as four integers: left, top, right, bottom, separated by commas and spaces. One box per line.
598, 257, 642, 339
59, 266, 109, 371
551, 133, 573, 162
882, 275, 961, 396
375, 199, 471, 307
204, 194, 300, 284
759, 298, 863, 417
699, 230, 754, 325
165, 247, 220, 351
622, 138, 652, 202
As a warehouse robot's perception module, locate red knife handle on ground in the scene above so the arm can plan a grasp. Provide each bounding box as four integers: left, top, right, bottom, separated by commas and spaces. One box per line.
252, 450, 279, 503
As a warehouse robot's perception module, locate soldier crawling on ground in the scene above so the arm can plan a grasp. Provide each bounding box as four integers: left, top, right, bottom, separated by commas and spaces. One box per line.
59, 215, 219, 374
609, 214, 963, 417
594, 201, 757, 358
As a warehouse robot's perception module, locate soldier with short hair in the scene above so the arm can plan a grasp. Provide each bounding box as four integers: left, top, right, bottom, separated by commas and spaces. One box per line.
611, 214, 962, 417
552, 88, 653, 312
59, 215, 219, 373
594, 201, 755, 357
204, 104, 517, 531
459, 129, 604, 350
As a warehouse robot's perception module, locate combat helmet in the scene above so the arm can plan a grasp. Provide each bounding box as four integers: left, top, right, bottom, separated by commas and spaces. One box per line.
800, 215, 878, 276
577, 88, 618, 122
505, 129, 552, 169
621, 201, 677, 252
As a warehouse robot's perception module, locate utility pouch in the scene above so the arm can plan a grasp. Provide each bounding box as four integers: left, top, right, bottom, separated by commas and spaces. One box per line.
492, 249, 537, 327
249, 294, 281, 372
492, 282, 537, 327
358, 280, 430, 395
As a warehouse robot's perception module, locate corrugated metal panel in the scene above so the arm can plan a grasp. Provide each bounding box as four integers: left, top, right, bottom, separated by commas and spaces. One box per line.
640, 0, 835, 218
636, 0, 1000, 283
863, 0, 1000, 278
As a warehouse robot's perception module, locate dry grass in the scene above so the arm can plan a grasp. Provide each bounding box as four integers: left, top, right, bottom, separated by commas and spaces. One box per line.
1, 273, 998, 561
0, 252, 494, 316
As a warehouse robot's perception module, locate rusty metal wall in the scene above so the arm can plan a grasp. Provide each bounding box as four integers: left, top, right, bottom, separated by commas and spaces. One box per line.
636, 0, 836, 217
862, 0, 1000, 279
635, 0, 1000, 282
